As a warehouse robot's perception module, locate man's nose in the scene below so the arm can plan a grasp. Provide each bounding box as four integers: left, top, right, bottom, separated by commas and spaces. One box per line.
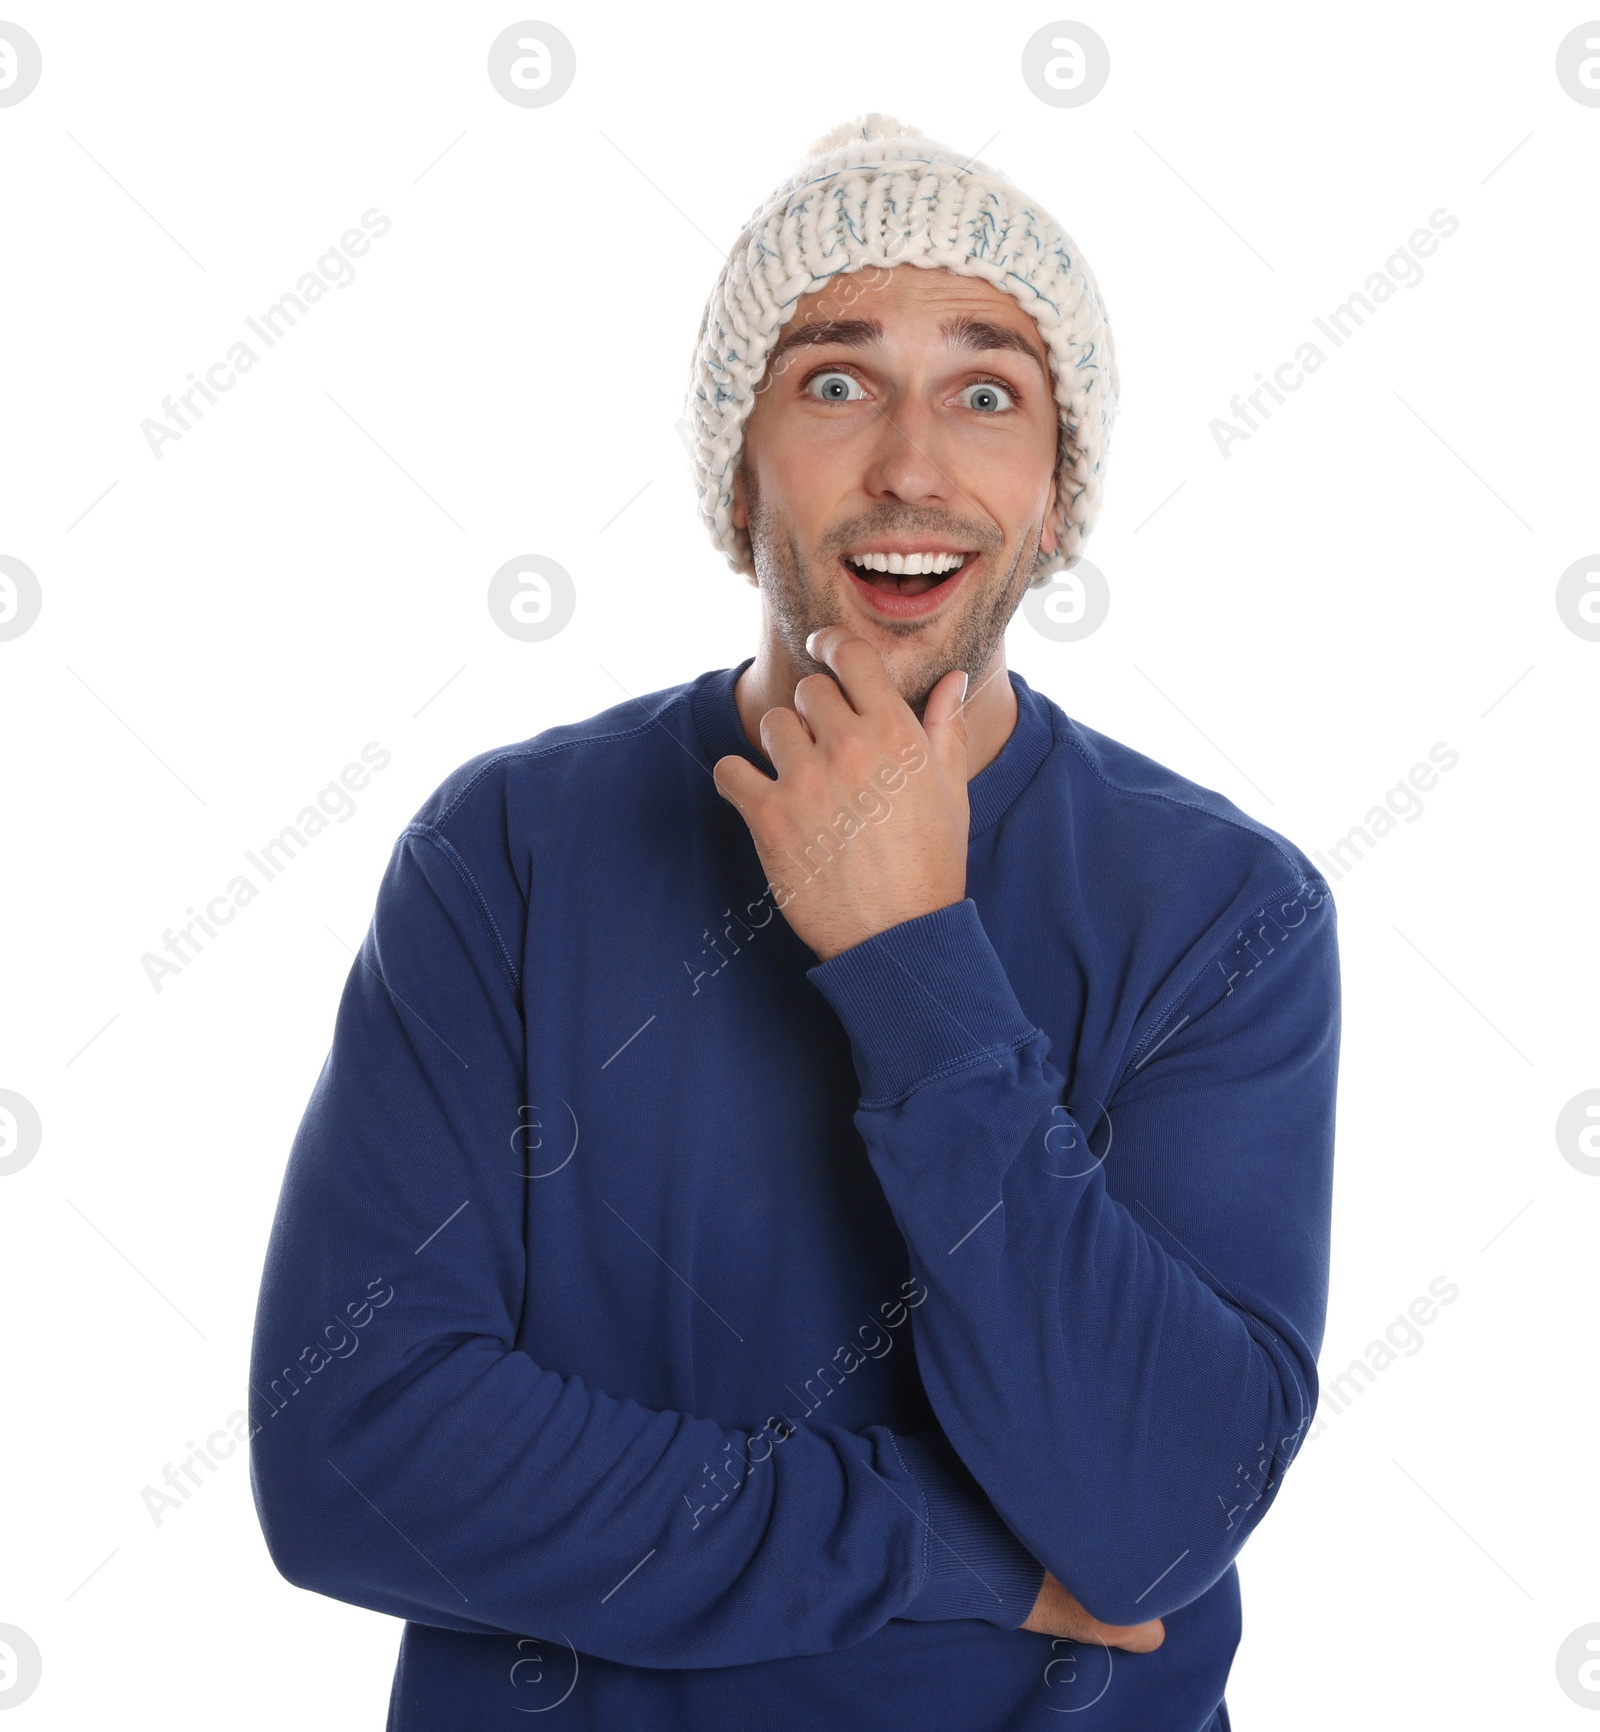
856, 394, 958, 508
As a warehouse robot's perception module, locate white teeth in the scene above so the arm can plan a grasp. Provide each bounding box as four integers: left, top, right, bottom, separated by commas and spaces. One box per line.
845, 551, 966, 575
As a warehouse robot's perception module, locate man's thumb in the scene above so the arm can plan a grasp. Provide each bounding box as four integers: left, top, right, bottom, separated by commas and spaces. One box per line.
922, 667, 970, 787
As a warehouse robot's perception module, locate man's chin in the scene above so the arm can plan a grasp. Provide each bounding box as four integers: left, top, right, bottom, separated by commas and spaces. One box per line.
804, 605, 965, 717
868, 649, 951, 721
774, 555, 1011, 715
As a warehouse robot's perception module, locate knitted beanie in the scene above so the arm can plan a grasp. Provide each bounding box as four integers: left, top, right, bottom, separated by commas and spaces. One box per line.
683, 113, 1118, 588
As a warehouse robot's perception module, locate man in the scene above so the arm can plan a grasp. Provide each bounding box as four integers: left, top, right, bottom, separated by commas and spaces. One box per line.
249, 115, 1338, 1730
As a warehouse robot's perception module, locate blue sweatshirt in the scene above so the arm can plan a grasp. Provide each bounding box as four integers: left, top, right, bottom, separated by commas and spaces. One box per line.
248, 658, 1339, 1731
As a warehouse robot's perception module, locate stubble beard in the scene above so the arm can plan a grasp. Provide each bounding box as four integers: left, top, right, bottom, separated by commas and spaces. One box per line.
742, 468, 1040, 721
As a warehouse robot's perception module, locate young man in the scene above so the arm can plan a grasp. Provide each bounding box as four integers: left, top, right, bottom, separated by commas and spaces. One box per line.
249, 116, 1339, 1731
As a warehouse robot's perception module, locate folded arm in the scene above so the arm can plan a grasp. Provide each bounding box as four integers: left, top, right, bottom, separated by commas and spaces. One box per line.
806, 881, 1340, 1627
247, 823, 1046, 1669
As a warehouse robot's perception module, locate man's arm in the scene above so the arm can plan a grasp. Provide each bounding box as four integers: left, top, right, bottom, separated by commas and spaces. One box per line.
804, 879, 1340, 1628
713, 628, 1339, 1629
246, 821, 1050, 1669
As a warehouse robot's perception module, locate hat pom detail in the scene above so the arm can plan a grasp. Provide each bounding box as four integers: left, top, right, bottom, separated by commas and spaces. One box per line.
800, 113, 924, 162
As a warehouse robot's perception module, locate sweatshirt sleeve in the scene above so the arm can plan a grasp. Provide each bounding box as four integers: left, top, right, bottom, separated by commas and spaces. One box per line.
246, 823, 1044, 1669
804, 881, 1339, 1628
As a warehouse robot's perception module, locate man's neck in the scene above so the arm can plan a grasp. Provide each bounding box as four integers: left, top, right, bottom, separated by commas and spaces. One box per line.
733, 644, 1019, 779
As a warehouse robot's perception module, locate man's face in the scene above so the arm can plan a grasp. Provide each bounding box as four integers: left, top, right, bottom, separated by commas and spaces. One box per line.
731, 265, 1060, 718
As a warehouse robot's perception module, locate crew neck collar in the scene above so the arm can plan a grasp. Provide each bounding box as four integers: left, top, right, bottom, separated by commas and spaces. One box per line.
689, 657, 1055, 837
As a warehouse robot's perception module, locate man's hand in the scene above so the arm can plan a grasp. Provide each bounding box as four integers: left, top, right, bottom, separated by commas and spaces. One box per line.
1022, 1570, 1166, 1653
713, 628, 971, 963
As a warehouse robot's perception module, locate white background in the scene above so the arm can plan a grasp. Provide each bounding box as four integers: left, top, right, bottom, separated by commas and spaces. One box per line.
2, 1, 1596, 1725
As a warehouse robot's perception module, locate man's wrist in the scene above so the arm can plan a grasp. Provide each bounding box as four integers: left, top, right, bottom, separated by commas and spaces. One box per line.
808, 894, 966, 966
806, 899, 1042, 1104
891, 1429, 1046, 1628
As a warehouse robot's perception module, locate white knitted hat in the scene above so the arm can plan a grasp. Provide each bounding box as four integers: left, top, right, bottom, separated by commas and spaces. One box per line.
683, 113, 1118, 588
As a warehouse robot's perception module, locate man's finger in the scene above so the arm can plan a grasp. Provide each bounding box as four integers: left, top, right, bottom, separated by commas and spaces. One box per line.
805, 626, 907, 719
792, 670, 852, 744
711, 754, 772, 813
757, 705, 816, 778
921, 666, 970, 790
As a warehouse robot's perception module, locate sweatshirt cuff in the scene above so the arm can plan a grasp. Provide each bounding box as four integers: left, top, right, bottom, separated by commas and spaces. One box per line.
891, 1430, 1045, 1628
806, 900, 1042, 1105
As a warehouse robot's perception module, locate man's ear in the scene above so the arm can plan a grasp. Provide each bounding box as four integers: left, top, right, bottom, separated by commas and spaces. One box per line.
1038, 467, 1060, 556
731, 457, 748, 532
729, 456, 759, 583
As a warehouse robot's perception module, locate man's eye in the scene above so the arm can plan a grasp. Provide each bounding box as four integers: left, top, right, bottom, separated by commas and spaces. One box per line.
805, 371, 866, 403
960, 380, 1017, 413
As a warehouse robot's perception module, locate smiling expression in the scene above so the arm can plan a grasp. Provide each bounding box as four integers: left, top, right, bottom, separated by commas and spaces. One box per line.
731, 264, 1061, 716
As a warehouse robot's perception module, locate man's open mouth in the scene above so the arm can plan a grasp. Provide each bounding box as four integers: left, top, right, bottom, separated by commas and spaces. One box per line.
838, 548, 978, 599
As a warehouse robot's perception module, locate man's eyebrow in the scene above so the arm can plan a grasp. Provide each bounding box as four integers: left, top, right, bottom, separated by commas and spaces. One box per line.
766, 316, 883, 371
941, 314, 1052, 388
766, 313, 1051, 388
